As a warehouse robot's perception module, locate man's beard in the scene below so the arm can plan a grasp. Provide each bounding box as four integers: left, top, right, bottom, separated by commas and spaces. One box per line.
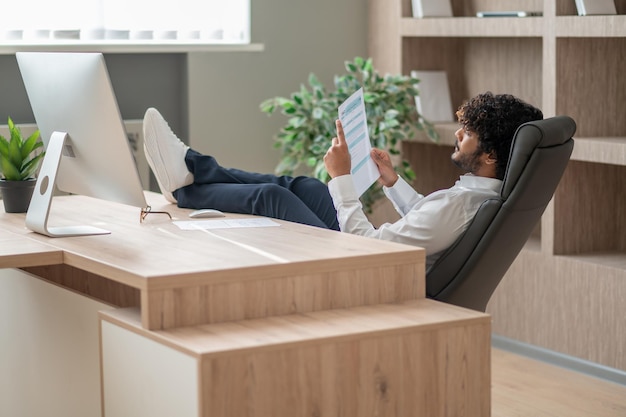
451, 147, 485, 174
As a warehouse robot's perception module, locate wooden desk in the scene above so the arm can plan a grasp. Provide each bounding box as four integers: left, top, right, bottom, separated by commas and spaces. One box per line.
1, 192, 424, 330
0, 192, 491, 417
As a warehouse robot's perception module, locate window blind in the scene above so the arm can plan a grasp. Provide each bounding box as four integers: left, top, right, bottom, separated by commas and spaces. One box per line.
2, 0, 249, 44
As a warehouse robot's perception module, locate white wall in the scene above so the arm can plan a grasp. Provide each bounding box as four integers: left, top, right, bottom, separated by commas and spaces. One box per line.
188, 0, 368, 174
0, 269, 113, 417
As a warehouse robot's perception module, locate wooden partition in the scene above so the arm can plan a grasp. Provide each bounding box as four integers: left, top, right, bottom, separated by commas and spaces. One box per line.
369, 0, 626, 372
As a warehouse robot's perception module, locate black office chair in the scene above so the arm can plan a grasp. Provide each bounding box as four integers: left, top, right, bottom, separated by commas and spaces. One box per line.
426, 116, 576, 312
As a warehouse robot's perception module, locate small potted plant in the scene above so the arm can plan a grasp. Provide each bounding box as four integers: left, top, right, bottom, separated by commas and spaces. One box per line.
0, 117, 45, 213
260, 57, 438, 212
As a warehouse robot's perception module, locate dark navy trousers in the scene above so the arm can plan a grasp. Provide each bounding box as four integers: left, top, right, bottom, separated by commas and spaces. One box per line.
173, 149, 339, 230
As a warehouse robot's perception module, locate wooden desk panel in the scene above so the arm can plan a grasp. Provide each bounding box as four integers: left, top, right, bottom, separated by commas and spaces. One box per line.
1, 192, 425, 329
22, 264, 141, 308
142, 261, 422, 329
0, 228, 62, 268
101, 300, 491, 417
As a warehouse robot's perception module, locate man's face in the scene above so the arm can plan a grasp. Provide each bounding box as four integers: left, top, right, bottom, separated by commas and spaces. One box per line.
451, 127, 488, 174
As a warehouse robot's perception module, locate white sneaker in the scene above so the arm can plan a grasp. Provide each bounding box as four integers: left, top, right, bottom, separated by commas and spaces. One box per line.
143, 108, 193, 203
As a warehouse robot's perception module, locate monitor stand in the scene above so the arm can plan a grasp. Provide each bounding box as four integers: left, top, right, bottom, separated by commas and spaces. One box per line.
25, 131, 111, 237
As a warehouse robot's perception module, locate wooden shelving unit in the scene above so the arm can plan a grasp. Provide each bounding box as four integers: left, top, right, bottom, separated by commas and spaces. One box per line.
369, 0, 626, 372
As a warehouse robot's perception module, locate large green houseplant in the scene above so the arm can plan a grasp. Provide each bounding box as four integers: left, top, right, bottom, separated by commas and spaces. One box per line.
260, 57, 438, 211
0, 117, 45, 213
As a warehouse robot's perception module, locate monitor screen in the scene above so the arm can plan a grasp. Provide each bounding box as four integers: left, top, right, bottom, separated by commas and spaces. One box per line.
16, 51, 147, 237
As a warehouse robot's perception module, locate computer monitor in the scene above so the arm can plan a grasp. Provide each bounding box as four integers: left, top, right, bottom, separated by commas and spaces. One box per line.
16, 51, 148, 237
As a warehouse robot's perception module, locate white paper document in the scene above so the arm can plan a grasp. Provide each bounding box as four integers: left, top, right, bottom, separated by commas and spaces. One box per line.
337, 88, 380, 196
173, 218, 281, 230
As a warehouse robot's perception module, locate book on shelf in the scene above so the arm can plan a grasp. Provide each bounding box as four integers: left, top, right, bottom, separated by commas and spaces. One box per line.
411, 0, 452, 18
575, 0, 617, 15
411, 70, 454, 123
476, 11, 543, 18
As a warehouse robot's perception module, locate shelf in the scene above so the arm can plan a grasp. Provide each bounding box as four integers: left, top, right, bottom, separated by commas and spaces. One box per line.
517, 247, 626, 293
0, 41, 265, 55
556, 15, 626, 37
377, 0, 626, 375
559, 252, 626, 272
556, 38, 626, 139
570, 137, 626, 166
401, 14, 626, 39
412, 122, 458, 146
401, 17, 543, 37
553, 161, 625, 255
411, 128, 626, 167
402, 37, 542, 111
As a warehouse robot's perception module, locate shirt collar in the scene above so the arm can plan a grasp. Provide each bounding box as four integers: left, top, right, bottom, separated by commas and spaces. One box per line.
457, 174, 502, 192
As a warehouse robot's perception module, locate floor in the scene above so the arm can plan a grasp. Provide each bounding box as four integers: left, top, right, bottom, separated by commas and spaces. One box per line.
492, 348, 626, 417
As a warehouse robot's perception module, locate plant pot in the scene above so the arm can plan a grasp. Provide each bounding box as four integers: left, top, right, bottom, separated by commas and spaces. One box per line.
0, 179, 37, 213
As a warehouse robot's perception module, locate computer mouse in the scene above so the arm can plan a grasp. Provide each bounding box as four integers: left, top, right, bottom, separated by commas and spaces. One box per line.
188, 209, 225, 219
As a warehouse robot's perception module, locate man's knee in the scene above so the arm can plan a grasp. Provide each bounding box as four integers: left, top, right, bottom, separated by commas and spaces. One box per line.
252, 184, 292, 209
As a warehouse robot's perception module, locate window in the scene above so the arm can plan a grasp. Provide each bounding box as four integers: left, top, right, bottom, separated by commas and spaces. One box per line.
2, 0, 250, 44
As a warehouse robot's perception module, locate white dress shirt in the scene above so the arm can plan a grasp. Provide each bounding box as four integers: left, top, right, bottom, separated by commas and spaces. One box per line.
327, 174, 503, 267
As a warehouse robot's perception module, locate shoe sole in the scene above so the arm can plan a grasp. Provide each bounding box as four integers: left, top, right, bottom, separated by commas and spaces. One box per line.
143, 110, 177, 203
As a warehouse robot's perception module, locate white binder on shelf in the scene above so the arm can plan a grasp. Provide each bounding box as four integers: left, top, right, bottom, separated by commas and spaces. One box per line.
411, 0, 453, 18
575, 0, 616, 15
411, 70, 455, 123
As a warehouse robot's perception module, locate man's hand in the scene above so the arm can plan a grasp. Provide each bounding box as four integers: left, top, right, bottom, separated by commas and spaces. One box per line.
371, 148, 399, 187
324, 119, 352, 178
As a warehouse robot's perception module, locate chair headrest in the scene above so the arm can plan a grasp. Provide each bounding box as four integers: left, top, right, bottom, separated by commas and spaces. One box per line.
501, 116, 576, 199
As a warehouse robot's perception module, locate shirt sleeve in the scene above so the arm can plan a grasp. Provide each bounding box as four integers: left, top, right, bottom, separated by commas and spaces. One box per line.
382, 176, 424, 215
327, 174, 470, 256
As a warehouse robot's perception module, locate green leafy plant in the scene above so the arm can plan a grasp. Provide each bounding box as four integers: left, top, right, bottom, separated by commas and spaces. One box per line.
0, 117, 45, 181
260, 57, 438, 211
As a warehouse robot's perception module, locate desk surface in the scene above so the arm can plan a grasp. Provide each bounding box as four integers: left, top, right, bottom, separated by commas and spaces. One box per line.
1, 192, 426, 329
0, 228, 62, 268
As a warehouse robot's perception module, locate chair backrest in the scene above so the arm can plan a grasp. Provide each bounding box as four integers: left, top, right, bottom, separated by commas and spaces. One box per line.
426, 116, 576, 311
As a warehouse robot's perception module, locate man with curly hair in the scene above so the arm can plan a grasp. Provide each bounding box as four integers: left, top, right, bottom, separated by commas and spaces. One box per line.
144, 92, 542, 267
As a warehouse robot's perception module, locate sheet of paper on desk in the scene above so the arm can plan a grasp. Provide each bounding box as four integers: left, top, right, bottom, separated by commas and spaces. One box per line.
173, 218, 281, 230
338, 88, 380, 196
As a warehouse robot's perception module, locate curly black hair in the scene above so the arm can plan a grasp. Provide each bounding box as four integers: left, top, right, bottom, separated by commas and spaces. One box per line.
456, 92, 543, 180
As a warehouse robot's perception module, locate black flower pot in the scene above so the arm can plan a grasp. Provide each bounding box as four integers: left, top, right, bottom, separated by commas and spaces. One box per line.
0, 179, 37, 213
